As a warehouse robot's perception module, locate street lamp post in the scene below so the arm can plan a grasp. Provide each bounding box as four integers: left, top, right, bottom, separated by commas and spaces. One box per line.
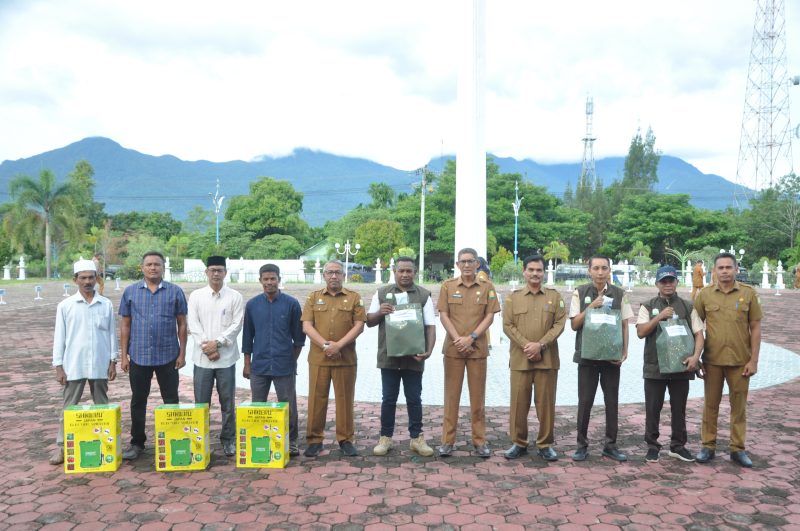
210, 179, 225, 246
720, 246, 745, 263
512, 180, 523, 265
335, 240, 360, 283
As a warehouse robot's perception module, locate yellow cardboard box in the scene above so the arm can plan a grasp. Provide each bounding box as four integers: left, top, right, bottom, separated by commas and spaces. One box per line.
154, 403, 210, 472
236, 401, 289, 468
63, 403, 121, 474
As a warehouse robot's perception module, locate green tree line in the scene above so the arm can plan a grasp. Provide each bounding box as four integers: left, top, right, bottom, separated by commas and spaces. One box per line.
2, 127, 799, 279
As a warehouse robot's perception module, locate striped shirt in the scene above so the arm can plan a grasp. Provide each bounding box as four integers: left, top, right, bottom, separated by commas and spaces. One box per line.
119, 280, 188, 366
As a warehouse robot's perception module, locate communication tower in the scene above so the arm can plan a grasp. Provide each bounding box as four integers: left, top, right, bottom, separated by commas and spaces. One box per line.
735, 0, 795, 200
579, 96, 598, 188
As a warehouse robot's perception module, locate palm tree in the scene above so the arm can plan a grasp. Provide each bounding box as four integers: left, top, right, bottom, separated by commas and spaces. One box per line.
543, 240, 570, 265
8, 169, 78, 279
664, 247, 701, 268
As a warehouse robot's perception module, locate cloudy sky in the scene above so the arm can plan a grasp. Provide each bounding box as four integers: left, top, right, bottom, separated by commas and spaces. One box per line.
1, 0, 798, 188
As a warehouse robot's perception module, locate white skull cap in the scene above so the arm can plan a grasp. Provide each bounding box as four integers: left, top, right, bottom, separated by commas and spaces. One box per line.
73, 259, 97, 274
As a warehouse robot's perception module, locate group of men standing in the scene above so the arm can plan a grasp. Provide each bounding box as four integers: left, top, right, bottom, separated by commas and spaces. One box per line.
50, 248, 762, 468
502, 252, 760, 467
49, 252, 429, 462
49, 251, 187, 464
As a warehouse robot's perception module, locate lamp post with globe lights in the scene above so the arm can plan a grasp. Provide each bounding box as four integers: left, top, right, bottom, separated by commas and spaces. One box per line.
335, 240, 360, 283
720, 246, 745, 263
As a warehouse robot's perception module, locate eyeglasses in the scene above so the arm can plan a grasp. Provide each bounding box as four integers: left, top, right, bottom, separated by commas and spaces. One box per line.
324, 270, 344, 276
207, 268, 226, 274
458, 259, 476, 265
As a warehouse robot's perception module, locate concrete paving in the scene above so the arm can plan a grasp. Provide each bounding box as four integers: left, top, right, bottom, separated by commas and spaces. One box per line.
1, 279, 799, 529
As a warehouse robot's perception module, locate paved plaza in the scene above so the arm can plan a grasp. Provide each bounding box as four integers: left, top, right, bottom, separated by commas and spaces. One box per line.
1, 280, 799, 529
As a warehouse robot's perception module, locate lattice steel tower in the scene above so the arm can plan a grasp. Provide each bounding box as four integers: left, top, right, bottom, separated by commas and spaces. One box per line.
736, 0, 794, 198
577, 96, 597, 204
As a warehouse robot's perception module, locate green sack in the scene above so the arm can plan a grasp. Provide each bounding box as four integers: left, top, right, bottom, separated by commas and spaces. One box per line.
656, 318, 695, 373
386, 303, 427, 357
581, 307, 623, 361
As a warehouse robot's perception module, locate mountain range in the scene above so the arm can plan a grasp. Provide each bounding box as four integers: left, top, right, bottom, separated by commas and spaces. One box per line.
0, 137, 746, 227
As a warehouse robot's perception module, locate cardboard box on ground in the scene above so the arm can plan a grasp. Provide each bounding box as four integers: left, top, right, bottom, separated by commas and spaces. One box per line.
154, 404, 210, 471
236, 401, 290, 469
63, 404, 121, 474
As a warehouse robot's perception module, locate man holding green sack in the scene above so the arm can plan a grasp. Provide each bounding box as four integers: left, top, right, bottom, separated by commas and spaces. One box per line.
635, 265, 704, 463
569, 255, 633, 462
366, 257, 436, 457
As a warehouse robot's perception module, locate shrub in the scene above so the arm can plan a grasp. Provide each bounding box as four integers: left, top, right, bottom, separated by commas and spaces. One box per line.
497, 260, 522, 283
490, 246, 513, 275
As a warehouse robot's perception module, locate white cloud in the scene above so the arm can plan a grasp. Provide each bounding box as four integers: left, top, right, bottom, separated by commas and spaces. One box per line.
0, 0, 798, 186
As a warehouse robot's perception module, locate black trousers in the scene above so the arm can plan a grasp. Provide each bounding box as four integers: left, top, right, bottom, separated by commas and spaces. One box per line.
644, 378, 689, 451
576, 363, 620, 449
129, 360, 179, 447
380, 368, 424, 438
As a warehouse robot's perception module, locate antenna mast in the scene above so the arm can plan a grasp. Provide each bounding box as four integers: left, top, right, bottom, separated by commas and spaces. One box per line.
580, 96, 598, 188
735, 0, 794, 202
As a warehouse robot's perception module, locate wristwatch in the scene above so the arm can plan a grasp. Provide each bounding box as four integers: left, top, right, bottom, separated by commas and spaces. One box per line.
469, 332, 479, 341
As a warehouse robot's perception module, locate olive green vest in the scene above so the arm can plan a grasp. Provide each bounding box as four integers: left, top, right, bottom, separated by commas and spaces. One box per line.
573, 282, 625, 365
641, 295, 695, 380
375, 283, 432, 371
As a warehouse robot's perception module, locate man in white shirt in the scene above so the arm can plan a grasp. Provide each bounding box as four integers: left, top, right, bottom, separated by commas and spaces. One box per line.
187, 256, 244, 457
50, 259, 118, 465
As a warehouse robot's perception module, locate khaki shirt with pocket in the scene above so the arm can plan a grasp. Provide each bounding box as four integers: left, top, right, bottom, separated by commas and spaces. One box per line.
301, 287, 366, 366
692, 282, 762, 366
437, 276, 501, 359
502, 286, 567, 370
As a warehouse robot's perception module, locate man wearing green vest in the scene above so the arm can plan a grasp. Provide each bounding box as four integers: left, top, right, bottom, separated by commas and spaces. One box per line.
569, 255, 634, 462
636, 265, 703, 463
367, 257, 437, 457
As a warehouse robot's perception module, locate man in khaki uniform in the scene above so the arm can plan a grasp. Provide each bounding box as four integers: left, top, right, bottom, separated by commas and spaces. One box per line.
689, 252, 762, 468
437, 247, 501, 458
502, 254, 566, 461
691, 260, 705, 300
302, 260, 366, 457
